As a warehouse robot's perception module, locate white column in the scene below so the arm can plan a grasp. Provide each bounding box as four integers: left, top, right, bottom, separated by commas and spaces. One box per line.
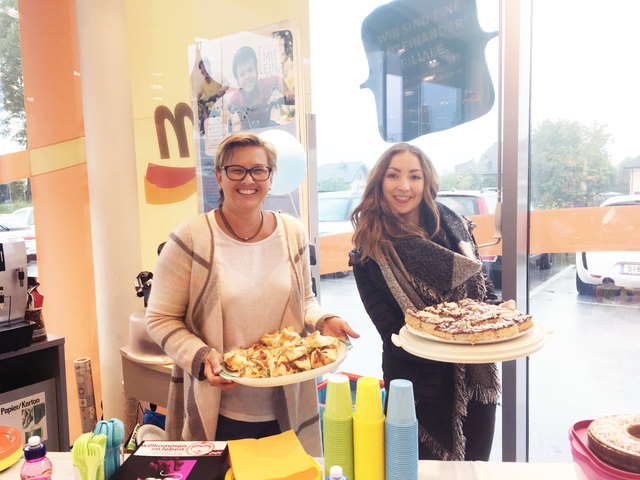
75, 0, 142, 421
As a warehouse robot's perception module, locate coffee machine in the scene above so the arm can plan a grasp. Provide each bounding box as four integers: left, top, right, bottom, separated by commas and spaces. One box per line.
0, 241, 31, 353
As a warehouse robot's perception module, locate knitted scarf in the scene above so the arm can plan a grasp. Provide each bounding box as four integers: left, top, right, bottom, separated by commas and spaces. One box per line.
374, 204, 501, 460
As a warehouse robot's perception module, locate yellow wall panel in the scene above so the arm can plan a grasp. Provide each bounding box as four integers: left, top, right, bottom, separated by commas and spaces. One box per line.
29, 138, 86, 176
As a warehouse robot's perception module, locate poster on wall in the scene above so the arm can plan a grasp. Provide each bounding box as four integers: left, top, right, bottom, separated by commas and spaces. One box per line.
188, 22, 306, 216
360, 0, 498, 142
0, 379, 57, 446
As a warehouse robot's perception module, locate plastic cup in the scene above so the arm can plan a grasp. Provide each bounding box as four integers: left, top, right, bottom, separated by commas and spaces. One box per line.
354, 421, 385, 480
324, 374, 353, 420
385, 420, 418, 480
386, 379, 417, 426
354, 376, 384, 421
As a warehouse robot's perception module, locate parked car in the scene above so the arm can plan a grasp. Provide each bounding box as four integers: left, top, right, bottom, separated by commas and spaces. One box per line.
436, 189, 498, 216
12, 206, 34, 227
0, 214, 37, 262
575, 195, 640, 295
436, 190, 553, 288
317, 190, 363, 236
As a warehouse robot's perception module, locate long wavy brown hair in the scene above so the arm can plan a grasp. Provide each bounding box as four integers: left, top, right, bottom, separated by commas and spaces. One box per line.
351, 143, 440, 260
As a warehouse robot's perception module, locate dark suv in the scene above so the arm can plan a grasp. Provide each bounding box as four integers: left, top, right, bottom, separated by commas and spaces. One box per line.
436, 189, 498, 216
436, 190, 552, 288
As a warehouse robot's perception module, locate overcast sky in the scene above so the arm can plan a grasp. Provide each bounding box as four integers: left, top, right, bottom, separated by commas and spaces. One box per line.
309, 0, 640, 172
2, 1, 638, 170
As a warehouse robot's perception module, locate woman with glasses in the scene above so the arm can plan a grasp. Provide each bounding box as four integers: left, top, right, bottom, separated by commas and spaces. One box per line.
146, 132, 358, 455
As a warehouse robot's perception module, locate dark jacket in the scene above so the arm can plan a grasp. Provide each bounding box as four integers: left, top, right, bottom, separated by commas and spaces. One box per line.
349, 202, 499, 389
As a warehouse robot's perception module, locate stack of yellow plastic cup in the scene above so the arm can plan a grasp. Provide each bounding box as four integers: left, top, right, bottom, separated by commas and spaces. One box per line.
322, 374, 354, 480
354, 376, 385, 480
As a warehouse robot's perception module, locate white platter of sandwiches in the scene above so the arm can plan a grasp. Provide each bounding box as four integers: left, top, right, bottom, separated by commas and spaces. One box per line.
391, 299, 549, 364
220, 326, 349, 387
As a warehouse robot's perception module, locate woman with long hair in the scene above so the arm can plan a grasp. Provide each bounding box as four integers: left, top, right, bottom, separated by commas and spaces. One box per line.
350, 142, 500, 460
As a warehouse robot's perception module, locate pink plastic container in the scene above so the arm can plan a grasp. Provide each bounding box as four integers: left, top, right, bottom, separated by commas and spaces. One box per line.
570, 420, 640, 480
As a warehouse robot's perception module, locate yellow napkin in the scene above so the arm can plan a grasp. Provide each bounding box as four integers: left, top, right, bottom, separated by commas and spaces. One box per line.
227, 430, 320, 480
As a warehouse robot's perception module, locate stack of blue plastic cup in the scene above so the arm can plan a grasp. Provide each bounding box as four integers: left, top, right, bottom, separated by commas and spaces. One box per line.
385, 379, 418, 480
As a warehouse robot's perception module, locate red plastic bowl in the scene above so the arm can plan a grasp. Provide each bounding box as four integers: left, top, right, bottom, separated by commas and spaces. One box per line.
570, 420, 640, 480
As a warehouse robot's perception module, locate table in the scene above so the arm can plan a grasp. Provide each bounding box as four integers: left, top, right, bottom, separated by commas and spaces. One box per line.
2, 452, 580, 479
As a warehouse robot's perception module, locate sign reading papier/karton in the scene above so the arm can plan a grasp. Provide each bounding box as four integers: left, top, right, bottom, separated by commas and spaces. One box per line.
0, 379, 56, 445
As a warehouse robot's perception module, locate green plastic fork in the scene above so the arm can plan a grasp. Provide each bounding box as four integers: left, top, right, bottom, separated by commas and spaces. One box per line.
86, 436, 106, 480
71, 432, 92, 480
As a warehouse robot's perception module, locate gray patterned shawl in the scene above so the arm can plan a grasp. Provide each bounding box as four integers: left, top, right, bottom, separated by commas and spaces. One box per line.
374, 204, 500, 460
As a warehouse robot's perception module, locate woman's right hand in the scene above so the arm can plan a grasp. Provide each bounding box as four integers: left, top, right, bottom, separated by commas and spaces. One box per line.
203, 349, 237, 391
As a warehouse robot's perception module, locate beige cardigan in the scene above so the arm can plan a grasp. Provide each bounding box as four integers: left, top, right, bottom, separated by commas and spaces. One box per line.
146, 211, 332, 455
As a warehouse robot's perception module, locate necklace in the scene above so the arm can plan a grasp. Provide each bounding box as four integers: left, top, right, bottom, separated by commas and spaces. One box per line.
218, 207, 264, 241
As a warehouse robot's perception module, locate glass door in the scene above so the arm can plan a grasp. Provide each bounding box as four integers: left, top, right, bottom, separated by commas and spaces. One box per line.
528, 0, 640, 462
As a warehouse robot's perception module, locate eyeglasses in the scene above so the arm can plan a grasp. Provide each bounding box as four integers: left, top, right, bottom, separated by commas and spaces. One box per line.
220, 165, 273, 182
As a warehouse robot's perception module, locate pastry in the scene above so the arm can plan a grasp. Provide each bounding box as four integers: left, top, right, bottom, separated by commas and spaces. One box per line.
405, 298, 533, 344
587, 414, 640, 473
223, 326, 341, 378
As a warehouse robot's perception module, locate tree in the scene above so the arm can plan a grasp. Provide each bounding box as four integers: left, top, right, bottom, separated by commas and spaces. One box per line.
530, 120, 615, 208
439, 169, 497, 191
0, 0, 27, 148
318, 176, 350, 192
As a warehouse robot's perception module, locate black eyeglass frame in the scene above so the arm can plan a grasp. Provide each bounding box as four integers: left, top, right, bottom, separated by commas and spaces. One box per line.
219, 165, 273, 182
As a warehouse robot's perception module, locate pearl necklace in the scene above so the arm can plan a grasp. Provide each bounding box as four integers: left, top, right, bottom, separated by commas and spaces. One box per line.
218, 207, 264, 242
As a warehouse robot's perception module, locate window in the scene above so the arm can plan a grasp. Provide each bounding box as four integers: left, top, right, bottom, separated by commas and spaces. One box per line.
528, 0, 640, 462
0, 0, 27, 155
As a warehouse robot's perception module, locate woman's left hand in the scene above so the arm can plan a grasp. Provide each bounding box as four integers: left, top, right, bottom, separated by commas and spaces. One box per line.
320, 317, 360, 342
203, 349, 237, 391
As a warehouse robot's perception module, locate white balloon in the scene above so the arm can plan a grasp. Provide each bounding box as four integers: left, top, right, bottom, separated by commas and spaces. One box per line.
259, 129, 307, 195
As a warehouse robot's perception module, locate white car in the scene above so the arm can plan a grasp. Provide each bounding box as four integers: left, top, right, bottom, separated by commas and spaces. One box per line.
0, 213, 36, 263
12, 206, 34, 227
317, 190, 363, 236
575, 195, 640, 295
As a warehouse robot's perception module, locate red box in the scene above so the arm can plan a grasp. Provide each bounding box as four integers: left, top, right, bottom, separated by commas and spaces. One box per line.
570, 420, 640, 480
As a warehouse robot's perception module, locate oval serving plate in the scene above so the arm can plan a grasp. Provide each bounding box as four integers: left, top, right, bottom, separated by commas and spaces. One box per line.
392, 322, 549, 364
405, 322, 532, 345
220, 340, 350, 387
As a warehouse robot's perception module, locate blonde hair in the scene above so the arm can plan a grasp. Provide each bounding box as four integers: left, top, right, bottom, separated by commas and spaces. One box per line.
351, 143, 440, 260
215, 132, 277, 204
215, 132, 277, 170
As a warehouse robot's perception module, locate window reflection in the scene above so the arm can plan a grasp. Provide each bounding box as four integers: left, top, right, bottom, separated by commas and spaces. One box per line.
0, 0, 27, 154
529, 0, 640, 463
0, 179, 35, 270
360, 0, 497, 141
